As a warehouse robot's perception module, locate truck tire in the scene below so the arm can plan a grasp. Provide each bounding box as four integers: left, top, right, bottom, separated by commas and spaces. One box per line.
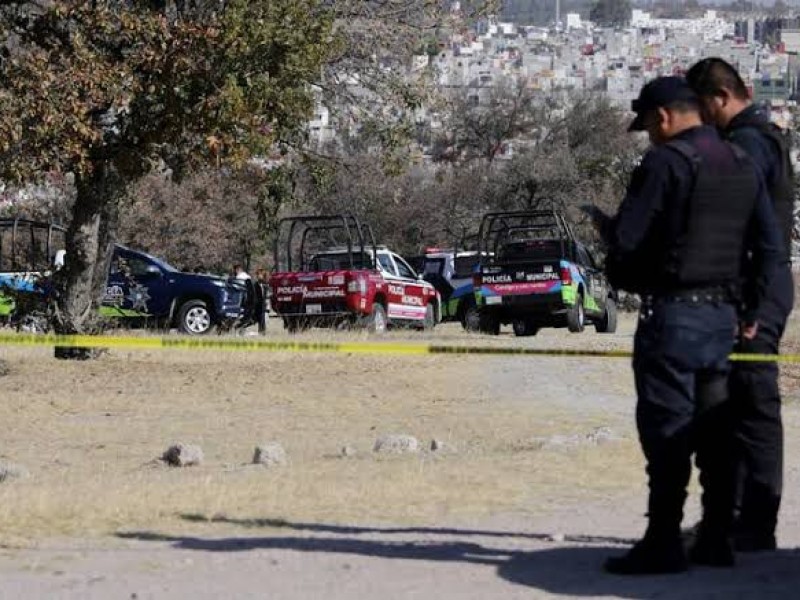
363, 303, 388, 334
177, 300, 214, 335
284, 316, 310, 333
566, 292, 585, 333
421, 303, 436, 331
595, 297, 618, 334
478, 310, 500, 335
461, 301, 481, 332
512, 318, 538, 337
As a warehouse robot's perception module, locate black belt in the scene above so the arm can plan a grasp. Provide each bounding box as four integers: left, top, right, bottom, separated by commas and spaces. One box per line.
643, 287, 735, 305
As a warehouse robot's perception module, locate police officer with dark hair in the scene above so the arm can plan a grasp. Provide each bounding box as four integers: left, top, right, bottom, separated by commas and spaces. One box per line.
590, 76, 780, 575
687, 57, 795, 552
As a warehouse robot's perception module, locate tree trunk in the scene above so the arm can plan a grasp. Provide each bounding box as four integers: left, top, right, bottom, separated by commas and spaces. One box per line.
54, 162, 123, 360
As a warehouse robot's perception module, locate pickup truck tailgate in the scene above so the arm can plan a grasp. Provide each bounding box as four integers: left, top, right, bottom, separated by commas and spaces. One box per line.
270, 271, 351, 315
478, 261, 563, 297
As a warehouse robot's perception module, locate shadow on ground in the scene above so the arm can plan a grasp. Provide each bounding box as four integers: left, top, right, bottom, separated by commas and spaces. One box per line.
117, 517, 800, 599
177, 513, 639, 546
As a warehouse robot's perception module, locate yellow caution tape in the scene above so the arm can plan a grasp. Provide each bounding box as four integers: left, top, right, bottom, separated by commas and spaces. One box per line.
0, 332, 797, 363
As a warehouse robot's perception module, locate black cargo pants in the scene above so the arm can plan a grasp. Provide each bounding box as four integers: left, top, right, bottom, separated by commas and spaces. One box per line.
732, 264, 794, 536
634, 299, 738, 537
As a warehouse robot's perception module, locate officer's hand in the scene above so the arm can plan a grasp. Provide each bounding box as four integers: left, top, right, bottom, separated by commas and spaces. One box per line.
741, 321, 759, 340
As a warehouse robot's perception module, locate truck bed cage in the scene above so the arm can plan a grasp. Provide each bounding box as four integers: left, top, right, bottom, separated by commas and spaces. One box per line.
274, 214, 378, 272
477, 210, 576, 265
0, 218, 66, 273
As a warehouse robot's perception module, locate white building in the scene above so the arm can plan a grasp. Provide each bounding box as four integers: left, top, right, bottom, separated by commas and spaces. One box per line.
566, 13, 582, 30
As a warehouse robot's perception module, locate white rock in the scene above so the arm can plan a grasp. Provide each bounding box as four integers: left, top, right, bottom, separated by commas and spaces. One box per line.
340, 445, 357, 458
253, 442, 287, 467
431, 439, 453, 452
162, 443, 203, 467
0, 462, 30, 482
373, 434, 419, 454
584, 426, 620, 445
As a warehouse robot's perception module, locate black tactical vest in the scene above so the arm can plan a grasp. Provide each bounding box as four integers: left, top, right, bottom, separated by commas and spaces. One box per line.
729, 122, 794, 262
662, 139, 759, 289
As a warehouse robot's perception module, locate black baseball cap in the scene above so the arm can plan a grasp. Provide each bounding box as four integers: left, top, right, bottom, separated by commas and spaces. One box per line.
628, 76, 699, 131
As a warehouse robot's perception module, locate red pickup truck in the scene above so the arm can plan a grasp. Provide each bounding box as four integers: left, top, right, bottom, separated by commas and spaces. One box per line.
269, 215, 440, 333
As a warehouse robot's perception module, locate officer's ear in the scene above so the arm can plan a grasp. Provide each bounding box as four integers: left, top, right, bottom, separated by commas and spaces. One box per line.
714, 88, 733, 109
655, 106, 670, 130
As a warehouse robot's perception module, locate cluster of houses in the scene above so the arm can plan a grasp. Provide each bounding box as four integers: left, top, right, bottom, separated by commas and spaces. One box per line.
309, 6, 800, 149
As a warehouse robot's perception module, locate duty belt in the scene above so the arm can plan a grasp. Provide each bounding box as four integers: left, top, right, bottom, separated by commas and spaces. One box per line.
642, 287, 735, 305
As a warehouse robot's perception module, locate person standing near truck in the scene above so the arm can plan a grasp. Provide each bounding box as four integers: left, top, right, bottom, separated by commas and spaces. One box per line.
254, 267, 269, 334
687, 57, 795, 552
590, 76, 780, 575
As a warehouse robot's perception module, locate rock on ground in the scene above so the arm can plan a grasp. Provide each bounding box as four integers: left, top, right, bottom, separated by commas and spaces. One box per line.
430, 439, 456, 453
162, 443, 204, 467
253, 442, 288, 467
373, 434, 419, 454
0, 462, 30, 482
340, 445, 357, 458
0, 359, 9, 377
528, 427, 621, 450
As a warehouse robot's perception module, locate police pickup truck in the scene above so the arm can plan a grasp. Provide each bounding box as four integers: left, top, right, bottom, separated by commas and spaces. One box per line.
269, 214, 440, 333
418, 248, 483, 331
1, 218, 253, 334
473, 210, 617, 336
103, 245, 251, 335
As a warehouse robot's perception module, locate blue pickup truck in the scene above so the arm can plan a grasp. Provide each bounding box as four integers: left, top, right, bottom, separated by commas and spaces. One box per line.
103, 245, 251, 334
1, 218, 255, 334
473, 210, 617, 336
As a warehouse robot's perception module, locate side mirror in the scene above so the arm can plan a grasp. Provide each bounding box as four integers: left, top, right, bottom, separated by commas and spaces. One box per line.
143, 265, 162, 279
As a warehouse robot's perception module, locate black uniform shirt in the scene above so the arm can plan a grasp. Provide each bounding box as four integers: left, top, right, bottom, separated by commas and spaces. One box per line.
607, 125, 780, 321
727, 105, 779, 185
727, 104, 794, 263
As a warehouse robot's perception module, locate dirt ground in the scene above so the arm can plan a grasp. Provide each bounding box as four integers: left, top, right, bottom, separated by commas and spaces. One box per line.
2, 312, 800, 599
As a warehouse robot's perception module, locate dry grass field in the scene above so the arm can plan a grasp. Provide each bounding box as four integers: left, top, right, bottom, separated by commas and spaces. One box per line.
1, 306, 799, 549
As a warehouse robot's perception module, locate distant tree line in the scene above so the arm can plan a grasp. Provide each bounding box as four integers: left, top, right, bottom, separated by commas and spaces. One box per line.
4, 80, 644, 275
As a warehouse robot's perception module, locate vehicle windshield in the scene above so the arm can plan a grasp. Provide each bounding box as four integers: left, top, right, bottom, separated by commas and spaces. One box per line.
454, 255, 479, 278
119, 247, 179, 273
307, 252, 374, 271
422, 257, 446, 276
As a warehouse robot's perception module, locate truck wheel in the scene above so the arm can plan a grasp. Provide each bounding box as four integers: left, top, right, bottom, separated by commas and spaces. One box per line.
461, 302, 481, 332
478, 311, 500, 335
363, 303, 388, 334
284, 316, 310, 333
512, 319, 538, 337
595, 297, 618, 334
178, 300, 213, 335
566, 293, 585, 333
421, 303, 436, 331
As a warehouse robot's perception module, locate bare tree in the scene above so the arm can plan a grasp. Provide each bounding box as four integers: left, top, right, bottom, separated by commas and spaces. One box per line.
120, 164, 295, 273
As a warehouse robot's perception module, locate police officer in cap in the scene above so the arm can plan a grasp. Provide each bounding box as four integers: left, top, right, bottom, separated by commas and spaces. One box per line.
687, 57, 795, 552
591, 76, 780, 575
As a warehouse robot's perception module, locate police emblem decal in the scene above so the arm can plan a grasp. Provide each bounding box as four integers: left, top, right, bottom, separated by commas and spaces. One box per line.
127, 283, 151, 313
